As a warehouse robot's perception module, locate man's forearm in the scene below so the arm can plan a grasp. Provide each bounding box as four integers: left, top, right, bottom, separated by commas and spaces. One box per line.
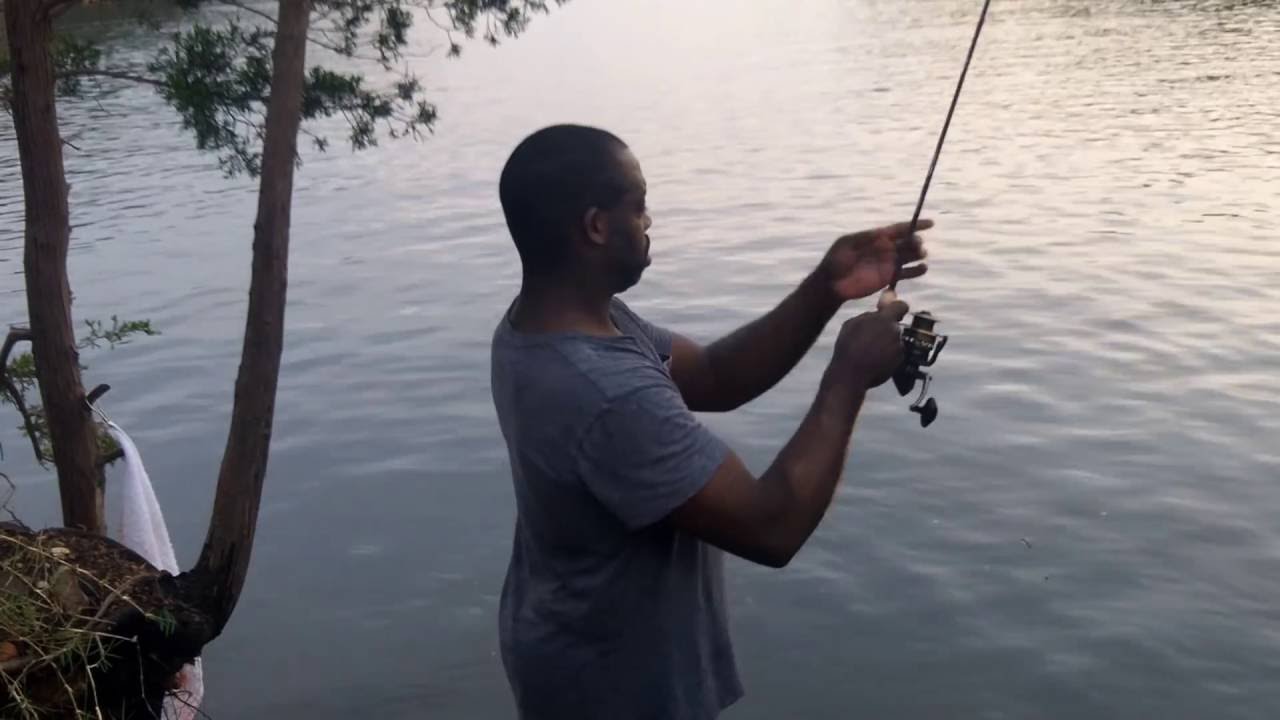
755, 369, 866, 567
703, 269, 841, 410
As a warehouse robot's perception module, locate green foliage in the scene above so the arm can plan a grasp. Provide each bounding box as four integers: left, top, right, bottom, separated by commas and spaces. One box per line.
50, 37, 104, 98
148, 21, 277, 176
30, 0, 566, 176
0, 354, 42, 460
147, 608, 178, 637
77, 318, 159, 353
2, 320, 158, 470
4, 0, 562, 464
440, 0, 553, 48
145, 12, 437, 175
0, 532, 153, 718
2, 356, 37, 403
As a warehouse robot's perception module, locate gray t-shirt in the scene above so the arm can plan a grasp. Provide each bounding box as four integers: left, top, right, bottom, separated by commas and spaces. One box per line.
490, 297, 742, 720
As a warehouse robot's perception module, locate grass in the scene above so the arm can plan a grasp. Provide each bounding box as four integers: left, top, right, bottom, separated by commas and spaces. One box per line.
0, 531, 157, 719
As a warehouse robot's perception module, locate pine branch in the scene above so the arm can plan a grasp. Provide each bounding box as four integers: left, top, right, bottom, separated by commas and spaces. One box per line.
62, 69, 166, 88
216, 0, 280, 26
215, 0, 379, 61
422, 6, 462, 56
305, 31, 351, 55
0, 473, 29, 531
44, 0, 82, 20
1, 328, 47, 467
97, 449, 125, 468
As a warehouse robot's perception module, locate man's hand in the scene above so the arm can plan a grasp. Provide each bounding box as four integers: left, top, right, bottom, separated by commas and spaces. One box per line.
830, 289, 911, 390
821, 220, 932, 302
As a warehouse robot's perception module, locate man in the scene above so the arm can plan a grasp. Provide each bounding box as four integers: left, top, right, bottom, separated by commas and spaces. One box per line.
489, 124, 931, 719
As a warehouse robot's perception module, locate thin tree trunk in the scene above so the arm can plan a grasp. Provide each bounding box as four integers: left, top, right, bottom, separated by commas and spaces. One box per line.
6, 0, 104, 534
191, 0, 311, 632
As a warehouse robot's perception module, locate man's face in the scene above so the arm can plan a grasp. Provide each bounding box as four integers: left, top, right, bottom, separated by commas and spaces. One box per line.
601, 148, 652, 292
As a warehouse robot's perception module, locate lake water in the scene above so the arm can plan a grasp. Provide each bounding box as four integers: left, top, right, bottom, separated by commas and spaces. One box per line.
3, 0, 1280, 717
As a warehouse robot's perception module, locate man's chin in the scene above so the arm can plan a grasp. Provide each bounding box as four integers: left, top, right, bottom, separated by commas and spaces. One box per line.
616, 264, 647, 293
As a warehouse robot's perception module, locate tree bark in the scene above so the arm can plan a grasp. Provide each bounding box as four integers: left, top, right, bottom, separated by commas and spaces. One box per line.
6, 0, 104, 534
190, 0, 311, 633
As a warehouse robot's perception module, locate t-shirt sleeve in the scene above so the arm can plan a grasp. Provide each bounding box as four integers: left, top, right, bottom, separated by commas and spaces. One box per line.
576, 378, 728, 530
612, 299, 674, 358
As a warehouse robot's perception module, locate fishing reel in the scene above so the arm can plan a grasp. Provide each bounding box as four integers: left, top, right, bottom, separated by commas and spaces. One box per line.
893, 310, 948, 427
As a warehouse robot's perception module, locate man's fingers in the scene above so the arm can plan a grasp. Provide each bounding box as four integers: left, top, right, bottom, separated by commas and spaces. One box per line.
894, 233, 928, 263
842, 218, 935, 243
876, 289, 910, 321
897, 263, 929, 281
877, 218, 934, 239
878, 299, 910, 322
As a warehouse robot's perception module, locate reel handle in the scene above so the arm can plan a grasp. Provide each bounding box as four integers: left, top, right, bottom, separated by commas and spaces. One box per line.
895, 310, 948, 428
912, 397, 939, 427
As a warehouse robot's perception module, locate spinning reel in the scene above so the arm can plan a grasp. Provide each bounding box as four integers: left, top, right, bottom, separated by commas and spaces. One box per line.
892, 310, 948, 428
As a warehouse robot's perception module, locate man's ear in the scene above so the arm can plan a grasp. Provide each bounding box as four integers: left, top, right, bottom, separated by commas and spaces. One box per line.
582, 206, 609, 247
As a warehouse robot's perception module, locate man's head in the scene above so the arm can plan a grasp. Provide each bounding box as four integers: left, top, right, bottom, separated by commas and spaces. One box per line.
499, 124, 652, 292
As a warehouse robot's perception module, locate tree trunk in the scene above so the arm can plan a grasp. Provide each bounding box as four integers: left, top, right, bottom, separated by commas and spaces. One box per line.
190, 0, 311, 633
6, 0, 104, 534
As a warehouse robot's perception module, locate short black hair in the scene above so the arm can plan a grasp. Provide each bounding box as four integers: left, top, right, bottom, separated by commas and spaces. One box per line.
499, 124, 630, 273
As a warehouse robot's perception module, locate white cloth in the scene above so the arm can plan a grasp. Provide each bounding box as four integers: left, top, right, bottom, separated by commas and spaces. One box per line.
104, 422, 204, 720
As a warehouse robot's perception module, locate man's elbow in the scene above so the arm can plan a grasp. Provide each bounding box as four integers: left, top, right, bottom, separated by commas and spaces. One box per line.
694, 396, 747, 414
747, 491, 803, 568
757, 548, 795, 569
680, 377, 745, 413
684, 356, 749, 413
711, 526, 797, 568
746, 534, 800, 569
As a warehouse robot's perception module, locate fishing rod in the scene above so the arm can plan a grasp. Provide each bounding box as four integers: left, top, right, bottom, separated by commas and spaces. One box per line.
891, 0, 993, 428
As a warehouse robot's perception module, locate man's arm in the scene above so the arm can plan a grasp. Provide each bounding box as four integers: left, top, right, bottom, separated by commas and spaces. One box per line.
669, 220, 929, 413
670, 269, 840, 413
669, 366, 864, 567
668, 296, 909, 568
